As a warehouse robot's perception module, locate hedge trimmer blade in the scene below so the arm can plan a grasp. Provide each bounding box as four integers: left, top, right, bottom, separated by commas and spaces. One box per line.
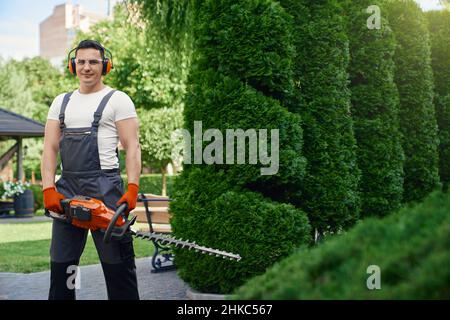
134, 231, 242, 261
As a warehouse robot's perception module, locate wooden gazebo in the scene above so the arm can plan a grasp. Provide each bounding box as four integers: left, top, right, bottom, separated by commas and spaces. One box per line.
0, 108, 45, 181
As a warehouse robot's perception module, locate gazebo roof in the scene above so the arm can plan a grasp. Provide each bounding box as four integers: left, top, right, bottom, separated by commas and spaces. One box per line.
0, 107, 45, 140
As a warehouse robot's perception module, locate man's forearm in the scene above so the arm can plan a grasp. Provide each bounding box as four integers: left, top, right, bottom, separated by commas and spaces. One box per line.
41, 149, 58, 189
125, 142, 141, 186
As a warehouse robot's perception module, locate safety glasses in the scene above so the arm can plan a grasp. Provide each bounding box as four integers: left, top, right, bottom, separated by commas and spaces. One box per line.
75, 59, 103, 66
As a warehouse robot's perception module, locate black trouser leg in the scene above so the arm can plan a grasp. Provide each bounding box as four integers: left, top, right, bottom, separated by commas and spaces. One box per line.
49, 260, 80, 300
92, 230, 140, 300
49, 219, 88, 300
101, 258, 140, 300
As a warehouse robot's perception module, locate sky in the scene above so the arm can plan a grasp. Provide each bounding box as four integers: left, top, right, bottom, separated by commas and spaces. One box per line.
0, 0, 445, 60
0, 0, 116, 60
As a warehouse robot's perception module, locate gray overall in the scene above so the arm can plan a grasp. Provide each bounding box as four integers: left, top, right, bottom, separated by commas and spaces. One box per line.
49, 90, 139, 300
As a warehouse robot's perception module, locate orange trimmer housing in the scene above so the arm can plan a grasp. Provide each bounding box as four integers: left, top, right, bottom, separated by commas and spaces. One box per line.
45, 196, 136, 242
67, 196, 125, 230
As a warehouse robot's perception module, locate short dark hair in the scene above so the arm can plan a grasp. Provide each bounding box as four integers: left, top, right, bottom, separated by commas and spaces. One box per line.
75, 40, 105, 58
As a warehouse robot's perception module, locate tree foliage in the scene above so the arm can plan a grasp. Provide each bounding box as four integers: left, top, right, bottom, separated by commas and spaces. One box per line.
280, 0, 361, 232
164, 0, 311, 294
0, 57, 74, 180
384, 0, 440, 203
235, 190, 450, 299
426, 10, 450, 190
341, 0, 404, 217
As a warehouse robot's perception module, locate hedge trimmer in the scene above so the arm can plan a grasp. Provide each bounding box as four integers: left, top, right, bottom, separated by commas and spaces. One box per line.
45, 196, 241, 261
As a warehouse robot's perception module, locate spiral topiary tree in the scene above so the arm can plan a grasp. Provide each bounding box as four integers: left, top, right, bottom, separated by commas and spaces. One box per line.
280, 0, 361, 233
426, 10, 450, 191
340, 0, 404, 217
384, 0, 440, 203
168, 0, 311, 294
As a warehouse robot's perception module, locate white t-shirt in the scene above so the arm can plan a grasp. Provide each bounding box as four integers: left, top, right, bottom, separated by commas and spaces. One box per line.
47, 86, 137, 169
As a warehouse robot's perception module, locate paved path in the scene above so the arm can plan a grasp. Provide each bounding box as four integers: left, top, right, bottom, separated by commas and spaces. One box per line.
0, 258, 189, 300
0, 215, 52, 224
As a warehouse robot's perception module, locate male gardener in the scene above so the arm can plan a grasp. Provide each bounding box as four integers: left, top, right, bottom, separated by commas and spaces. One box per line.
41, 40, 141, 300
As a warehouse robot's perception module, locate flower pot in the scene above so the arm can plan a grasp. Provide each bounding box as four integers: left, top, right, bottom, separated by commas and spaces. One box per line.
14, 189, 34, 218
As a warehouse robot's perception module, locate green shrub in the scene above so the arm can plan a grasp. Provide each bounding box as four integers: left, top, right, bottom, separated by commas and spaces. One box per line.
425, 10, 450, 97
171, 167, 311, 294
280, 0, 361, 232
342, 0, 404, 217
426, 10, 450, 191
184, 70, 307, 201
169, 0, 311, 294
0, 182, 4, 199
384, 0, 440, 203
29, 184, 43, 210
234, 190, 450, 299
193, 0, 296, 102
435, 95, 450, 191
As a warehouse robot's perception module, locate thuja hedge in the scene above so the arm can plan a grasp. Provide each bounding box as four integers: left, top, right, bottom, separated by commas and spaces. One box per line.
280, 0, 361, 232
343, 0, 404, 217
384, 0, 440, 203
426, 10, 450, 190
170, 0, 311, 294
435, 94, 450, 191
425, 10, 450, 97
171, 166, 311, 294
234, 190, 450, 299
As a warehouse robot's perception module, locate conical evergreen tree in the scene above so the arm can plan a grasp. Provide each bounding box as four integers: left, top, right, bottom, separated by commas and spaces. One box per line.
384, 0, 440, 202
426, 10, 450, 191
280, 0, 361, 233
166, 0, 311, 294
342, 0, 404, 217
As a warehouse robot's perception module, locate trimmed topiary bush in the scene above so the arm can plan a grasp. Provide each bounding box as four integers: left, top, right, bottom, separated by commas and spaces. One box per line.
169, 0, 311, 294
342, 0, 404, 217
280, 0, 361, 232
425, 10, 450, 97
171, 166, 311, 294
234, 190, 450, 299
426, 10, 450, 191
435, 94, 450, 191
384, 0, 440, 203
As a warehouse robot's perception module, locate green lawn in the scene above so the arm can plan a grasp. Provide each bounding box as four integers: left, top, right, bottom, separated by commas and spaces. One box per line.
0, 221, 154, 273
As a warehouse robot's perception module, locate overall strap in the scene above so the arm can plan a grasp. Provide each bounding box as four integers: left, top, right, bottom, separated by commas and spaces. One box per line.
58, 92, 74, 130
92, 90, 117, 129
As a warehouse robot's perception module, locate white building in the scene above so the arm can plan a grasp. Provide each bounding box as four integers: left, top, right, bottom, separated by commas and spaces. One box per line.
39, 3, 109, 66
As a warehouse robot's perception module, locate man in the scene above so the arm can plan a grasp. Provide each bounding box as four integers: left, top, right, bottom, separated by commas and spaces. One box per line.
41, 40, 141, 300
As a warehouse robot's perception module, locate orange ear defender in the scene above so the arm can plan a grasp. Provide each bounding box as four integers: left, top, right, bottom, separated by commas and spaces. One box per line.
102, 48, 114, 75
67, 42, 114, 76
67, 47, 77, 75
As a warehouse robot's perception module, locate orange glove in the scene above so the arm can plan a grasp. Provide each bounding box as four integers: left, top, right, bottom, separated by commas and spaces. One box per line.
116, 183, 139, 213
43, 186, 66, 214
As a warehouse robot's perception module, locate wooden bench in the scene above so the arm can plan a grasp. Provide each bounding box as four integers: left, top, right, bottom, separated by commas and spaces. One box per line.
131, 193, 175, 272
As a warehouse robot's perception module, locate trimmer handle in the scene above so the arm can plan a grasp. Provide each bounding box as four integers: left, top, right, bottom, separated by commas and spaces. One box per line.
44, 199, 72, 222
103, 202, 132, 244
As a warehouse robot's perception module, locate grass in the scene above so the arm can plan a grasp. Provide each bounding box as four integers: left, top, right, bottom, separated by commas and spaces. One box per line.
34, 209, 45, 216
0, 221, 154, 273
0, 222, 52, 243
